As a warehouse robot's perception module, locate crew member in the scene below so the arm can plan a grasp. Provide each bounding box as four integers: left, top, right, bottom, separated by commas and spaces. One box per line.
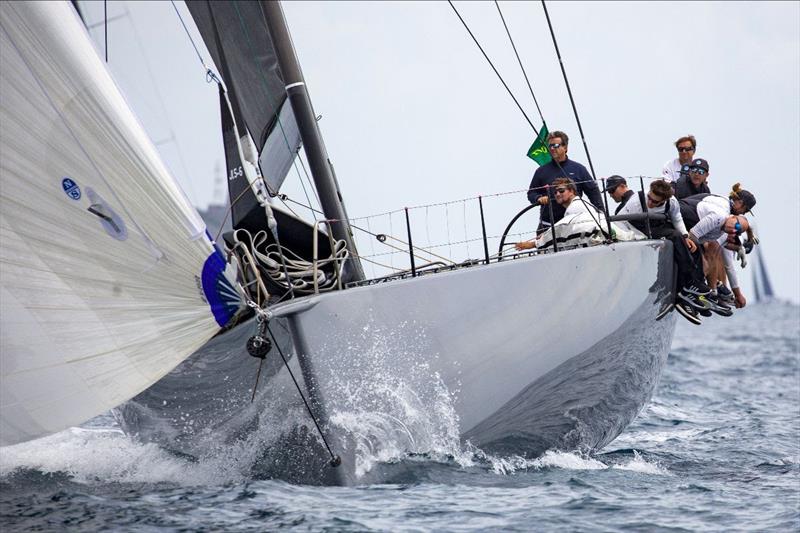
662, 135, 697, 183
615, 180, 711, 323
673, 158, 711, 199
603, 175, 633, 215
516, 177, 601, 250
527, 131, 603, 234
680, 184, 757, 309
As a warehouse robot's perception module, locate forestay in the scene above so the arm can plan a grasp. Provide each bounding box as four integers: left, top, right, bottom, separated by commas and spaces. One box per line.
0, 1, 240, 446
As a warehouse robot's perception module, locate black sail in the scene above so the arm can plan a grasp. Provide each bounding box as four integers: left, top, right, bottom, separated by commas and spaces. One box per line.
187, 0, 300, 208
218, 84, 258, 228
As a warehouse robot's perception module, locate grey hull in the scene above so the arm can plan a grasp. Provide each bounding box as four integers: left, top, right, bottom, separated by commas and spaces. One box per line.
118, 239, 675, 485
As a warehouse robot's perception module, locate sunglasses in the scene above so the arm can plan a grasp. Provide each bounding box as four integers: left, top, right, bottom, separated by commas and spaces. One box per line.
647, 194, 666, 207
548, 143, 563, 149
554, 187, 568, 194
690, 168, 707, 176
677, 146, 695, 153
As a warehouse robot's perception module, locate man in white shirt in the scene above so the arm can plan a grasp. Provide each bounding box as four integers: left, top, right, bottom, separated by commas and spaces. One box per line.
615, 179, 689, 239
515, 177, 618, 250
662, 135, 697, 183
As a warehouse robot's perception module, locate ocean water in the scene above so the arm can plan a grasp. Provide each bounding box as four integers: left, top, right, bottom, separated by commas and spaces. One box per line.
1, 302, 798, 531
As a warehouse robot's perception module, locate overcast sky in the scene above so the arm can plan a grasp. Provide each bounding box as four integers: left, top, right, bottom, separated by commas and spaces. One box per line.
80, 1, 799, 303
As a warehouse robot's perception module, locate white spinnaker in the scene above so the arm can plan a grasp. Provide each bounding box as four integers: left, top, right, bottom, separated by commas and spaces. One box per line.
0, 1, 239, 446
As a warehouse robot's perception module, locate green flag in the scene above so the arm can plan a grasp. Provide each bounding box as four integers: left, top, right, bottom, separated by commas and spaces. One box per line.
526, 123, 551, 166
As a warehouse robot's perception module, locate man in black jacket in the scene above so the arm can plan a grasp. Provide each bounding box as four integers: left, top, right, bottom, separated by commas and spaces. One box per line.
527, 130, 603, 234
673, 158, 711, 199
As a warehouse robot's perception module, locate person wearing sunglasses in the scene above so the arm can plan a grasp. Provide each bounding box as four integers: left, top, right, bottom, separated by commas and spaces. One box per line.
680, 184, 757, 310
526, 130, 603, 235
674, 158, 711, 200
662, 135, 697, 183
611, 180, 714, 323
615, 180, 689, 237
516, 177, 608, 250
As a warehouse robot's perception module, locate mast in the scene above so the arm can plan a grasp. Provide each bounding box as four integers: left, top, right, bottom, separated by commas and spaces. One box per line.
260, 1, 365, 282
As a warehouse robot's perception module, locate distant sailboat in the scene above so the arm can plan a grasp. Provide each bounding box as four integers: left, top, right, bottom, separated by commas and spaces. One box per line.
751, 246, 775, 303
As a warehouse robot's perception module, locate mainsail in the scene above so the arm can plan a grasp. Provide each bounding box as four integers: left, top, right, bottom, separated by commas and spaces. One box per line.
186, 0, 302, 227
0, 1, 240, 446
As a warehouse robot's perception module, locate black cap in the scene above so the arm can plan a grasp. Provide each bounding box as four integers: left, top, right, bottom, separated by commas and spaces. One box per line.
737, 189, 757, 214
690, 158, 709, 172
680, 164, 692, 176
603, 175, 626, 193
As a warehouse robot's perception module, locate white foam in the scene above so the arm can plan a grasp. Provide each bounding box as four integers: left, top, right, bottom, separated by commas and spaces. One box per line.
532, 450, 609, 471
614, 427, 706, 446
478, 450, 608, 475
0, 426, 254, 486
0, 428, 230, 484
612, 450, 670, 475
321, 319, 466, 478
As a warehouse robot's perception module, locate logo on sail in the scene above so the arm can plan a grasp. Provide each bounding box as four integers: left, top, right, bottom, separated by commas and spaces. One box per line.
61, 177, 81, 200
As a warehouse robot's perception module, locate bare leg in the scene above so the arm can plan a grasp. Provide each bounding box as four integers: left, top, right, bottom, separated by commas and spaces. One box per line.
703, 241, 725, 289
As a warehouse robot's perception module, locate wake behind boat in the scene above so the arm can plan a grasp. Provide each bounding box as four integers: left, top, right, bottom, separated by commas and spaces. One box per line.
1, 1, 677, 485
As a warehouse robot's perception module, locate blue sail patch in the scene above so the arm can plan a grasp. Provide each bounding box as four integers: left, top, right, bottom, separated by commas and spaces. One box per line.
62, 177, 81, 200
201, 250, 241, 327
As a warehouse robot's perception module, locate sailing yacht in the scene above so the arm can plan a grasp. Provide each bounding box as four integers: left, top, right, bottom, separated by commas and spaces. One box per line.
0, 1, 676, 485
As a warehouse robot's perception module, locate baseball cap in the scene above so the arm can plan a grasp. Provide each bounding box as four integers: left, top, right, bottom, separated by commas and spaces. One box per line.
602, 175, 626, 193
690, 158, 709, 172
737, 189, 756, 214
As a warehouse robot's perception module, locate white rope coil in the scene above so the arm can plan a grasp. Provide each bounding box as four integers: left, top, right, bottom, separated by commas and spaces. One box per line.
227, 228, 348, 298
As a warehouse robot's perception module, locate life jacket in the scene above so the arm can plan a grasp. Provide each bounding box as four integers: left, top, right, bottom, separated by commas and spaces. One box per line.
679, 193, 712, 229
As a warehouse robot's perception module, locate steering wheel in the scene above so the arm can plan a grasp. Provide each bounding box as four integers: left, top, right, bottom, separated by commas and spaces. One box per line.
497, 204, 540, 261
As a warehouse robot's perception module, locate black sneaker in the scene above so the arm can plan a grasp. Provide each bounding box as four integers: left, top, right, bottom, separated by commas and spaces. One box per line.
655, 302, 674, 321
705, 293, 734, 316
706, 292, 731, 309
675, 301, 702, 325
683, 283, 711, 296
679, 290, 711, 311
717, 284, 734, 304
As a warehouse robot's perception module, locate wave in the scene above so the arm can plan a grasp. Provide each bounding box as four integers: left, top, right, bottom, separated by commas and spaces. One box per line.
0, 427, 241, 486
611, 450, 670, 475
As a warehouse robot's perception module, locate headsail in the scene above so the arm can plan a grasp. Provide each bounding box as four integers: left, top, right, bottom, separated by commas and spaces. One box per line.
186, 0, 302, 222
0, 1, 240, 446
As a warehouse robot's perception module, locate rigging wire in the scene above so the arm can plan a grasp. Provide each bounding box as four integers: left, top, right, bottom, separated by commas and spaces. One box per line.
296, 151, 323, 219
447, 1, 538, 135
540, 0, 596, 180
172, 2, 204, 72
264, 322, 341, 468
494, 0, 546, 124
540, 0, 613, 238
121, 3, 199, 206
